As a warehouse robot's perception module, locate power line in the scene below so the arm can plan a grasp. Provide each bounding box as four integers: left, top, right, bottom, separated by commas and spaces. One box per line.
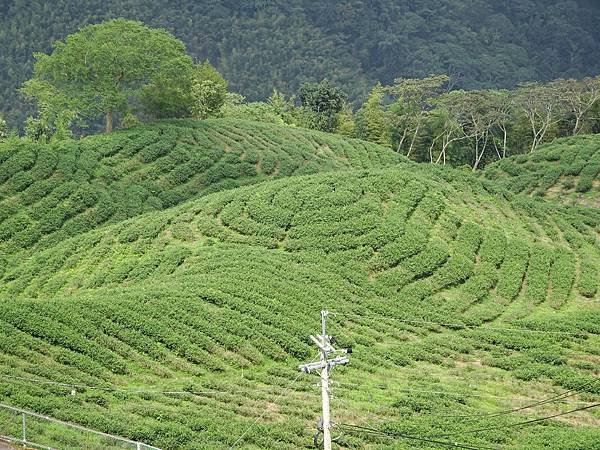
438, 379, 598, 421
228, 352, 320, 449
328, 311, 594, 337
339, 403, 600, 448
428, 402, 600, 439
0, 373, 319, 398
0, 402, 160, 450
338, 423, 500, 450
334, 381, 543, 401
330, 379, 597, 411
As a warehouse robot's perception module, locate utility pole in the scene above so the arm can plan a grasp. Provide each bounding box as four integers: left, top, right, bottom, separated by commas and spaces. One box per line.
299, 310, 351, 450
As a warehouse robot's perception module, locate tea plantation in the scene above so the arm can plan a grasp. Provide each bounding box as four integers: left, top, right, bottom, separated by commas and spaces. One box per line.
0, 121, 598, 449
0, 119, 405, 255
483, 135, 600, 207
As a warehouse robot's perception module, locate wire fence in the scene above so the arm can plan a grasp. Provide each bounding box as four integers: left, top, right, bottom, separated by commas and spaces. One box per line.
0, 403, 160, 450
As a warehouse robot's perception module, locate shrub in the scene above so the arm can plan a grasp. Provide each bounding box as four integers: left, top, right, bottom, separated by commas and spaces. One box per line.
577, 258, 598, 298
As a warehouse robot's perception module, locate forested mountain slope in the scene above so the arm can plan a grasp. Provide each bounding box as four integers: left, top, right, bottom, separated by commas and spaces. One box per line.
0, 119, 405, 255
3, 0, 600, 126
0, 150, 598, 448
483, 135, 600, 207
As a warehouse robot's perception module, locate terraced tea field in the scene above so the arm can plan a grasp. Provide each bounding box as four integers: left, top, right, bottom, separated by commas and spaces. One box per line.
0, 119, 405, 255
0, 121, 598, 449
483, 135, 600, 207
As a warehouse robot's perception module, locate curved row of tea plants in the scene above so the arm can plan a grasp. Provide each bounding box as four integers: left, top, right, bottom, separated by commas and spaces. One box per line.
0, 119, 406, 255
0, 164, 598, 448
483, 134, 600, 207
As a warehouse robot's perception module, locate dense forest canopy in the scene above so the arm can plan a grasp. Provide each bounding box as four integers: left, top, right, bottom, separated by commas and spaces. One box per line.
3, 0, 600, 126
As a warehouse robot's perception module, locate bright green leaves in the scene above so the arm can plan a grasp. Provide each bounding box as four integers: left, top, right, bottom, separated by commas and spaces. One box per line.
190, 61, 229, 119
23, 19, 196, 134
578, 258, 599, 298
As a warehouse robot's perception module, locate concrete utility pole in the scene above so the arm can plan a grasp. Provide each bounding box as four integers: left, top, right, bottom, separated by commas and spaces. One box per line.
299, 310, 351, 450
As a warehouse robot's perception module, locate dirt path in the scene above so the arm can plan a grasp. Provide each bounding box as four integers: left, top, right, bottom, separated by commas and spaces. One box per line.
0, 440, 24, 449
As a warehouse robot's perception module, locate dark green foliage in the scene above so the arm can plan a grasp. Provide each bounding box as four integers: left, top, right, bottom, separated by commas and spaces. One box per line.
297, 80, 346, 132
5, 1, 600, 127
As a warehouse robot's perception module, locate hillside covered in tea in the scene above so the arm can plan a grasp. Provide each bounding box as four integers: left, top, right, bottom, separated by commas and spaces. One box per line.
483, 135, 600, 208
0, 119, 404, 255
0, 119, 598, 449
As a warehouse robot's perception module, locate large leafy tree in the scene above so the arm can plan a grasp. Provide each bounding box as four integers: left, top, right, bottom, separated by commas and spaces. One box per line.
297, 79, 346, 132
23, 19, 195, 133
190, 60, 229, 119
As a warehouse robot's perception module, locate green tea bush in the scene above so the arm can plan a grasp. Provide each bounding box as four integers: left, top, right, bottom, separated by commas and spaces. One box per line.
577, 258, 598, 297
496, 240, 529, 300
522, 245, 554, 305
548, 248, 576, 307
575, 163, 599, 193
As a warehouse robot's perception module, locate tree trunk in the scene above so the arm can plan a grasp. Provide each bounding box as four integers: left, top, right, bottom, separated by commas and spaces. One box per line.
429, 134, 441, 163
105, 110, 113, 133
396, 129, 407, 153
408, 122, 421, 157
473, 132, 489, 171
573, 114, 581, 135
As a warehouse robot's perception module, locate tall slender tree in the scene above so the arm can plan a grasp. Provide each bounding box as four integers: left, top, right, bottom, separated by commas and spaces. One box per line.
386, 75, 449, 156
429, 90, 474, 165
551, 77, 600, 135
515, 82, 567, 152
0, 115, 8, 141
356, 83, 390, 147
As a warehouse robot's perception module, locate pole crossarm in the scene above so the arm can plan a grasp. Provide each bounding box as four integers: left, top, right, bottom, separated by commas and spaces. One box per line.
298, 355, 349, 373
299, 360, 327, 373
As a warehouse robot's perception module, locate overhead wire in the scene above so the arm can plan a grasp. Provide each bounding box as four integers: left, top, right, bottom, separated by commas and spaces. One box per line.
228, 351, 321, 449
333, 381, 546, 401
325, 310, 598, 418
338, 422, 500, 450
428, 402, 600, 439
0, 374, 223, 396
339, 402, 599, 447
0, 373, 318, 398
328, 379, 598, 413
318, 311, 598, 444
435, 379, 598, 421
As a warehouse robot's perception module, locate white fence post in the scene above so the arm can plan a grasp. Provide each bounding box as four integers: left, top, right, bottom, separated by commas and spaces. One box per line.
21, 413, 26, 444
